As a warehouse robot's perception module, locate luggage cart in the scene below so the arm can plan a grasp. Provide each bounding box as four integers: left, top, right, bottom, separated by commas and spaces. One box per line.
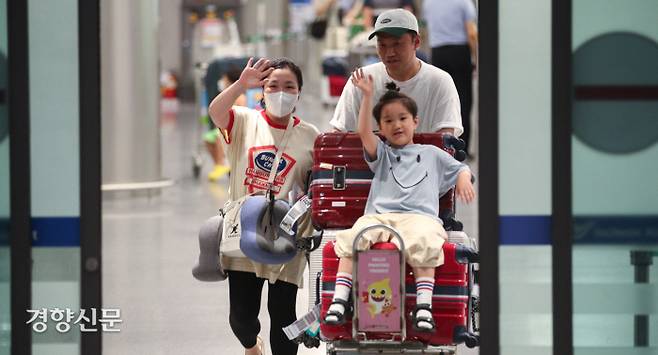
192, 61, 209, 179
303, 132, 479, 353
347, 32, 379, 71
320, 50, 349, 107
192, 56, 255, 179
189, 8, 250, 179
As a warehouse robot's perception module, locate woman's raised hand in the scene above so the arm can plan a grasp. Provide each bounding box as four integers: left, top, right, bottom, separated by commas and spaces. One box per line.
351, 68, 374, 97
238, 57, 274, 90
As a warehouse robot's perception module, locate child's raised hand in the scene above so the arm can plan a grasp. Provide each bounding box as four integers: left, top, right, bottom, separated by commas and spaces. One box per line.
351, 68, 374, 97
238, 57, 274, 90
455, 171, 475, 204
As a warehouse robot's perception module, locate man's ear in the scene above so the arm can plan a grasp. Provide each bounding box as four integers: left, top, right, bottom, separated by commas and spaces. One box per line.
413, 34, 421, 49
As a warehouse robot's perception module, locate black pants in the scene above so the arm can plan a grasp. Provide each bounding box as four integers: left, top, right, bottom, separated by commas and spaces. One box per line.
228, 270, 298, 355
432, 45, 473, 153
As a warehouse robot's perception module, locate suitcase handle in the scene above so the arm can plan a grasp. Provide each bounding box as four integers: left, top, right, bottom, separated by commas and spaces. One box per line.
333, 166, 346, 190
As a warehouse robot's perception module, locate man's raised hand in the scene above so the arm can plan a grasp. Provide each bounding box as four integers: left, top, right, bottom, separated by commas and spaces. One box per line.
351, 68, 374, 97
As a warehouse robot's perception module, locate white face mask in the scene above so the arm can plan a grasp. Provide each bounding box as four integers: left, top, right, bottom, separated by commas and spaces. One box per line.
264, 91, 298, 118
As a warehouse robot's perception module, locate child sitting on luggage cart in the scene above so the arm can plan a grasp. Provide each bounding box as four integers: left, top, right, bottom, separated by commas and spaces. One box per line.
323, 69, 476, 333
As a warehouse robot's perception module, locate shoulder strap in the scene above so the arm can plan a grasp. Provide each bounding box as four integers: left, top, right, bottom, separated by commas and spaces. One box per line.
266, 117, 294, 196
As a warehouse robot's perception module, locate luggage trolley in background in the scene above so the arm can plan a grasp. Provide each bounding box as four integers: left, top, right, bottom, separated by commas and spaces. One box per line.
320, 51, 350, 107
191, 56, 261, 179
304, 132, 479, 354
192, 61, 209, 179
346, 32, 379, 72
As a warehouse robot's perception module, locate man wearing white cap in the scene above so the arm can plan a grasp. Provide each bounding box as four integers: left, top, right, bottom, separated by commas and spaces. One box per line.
330, 8, 463, 136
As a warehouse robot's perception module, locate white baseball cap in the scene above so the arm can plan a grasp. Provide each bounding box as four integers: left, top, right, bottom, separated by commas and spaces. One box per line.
368, 8, 419, 40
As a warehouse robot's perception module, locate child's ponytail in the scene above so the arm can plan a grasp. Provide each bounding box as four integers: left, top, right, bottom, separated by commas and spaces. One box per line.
372, 82, 418, 123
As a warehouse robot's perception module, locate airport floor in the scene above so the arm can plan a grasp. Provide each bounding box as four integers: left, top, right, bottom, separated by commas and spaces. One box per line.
102, 93, 480, 355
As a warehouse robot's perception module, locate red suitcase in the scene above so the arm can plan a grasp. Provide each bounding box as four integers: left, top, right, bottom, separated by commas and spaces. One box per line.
310, 133, 462, 230
319, 240, 478, 346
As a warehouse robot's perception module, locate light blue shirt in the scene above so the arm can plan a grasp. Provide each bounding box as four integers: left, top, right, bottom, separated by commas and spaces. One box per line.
364, 140, 469, 223
423, 0, 476, 48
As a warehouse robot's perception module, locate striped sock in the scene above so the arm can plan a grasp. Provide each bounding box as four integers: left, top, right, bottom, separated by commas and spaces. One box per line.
416, 277, 435, 305
415, 277, 435, 330
326, 272, 352, 321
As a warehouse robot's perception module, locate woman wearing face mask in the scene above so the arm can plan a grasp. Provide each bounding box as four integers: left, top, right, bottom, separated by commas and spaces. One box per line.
202, 57, 319, 355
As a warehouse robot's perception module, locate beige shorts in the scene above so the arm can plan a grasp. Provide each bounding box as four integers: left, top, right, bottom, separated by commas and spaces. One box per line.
334, 213, 447, 268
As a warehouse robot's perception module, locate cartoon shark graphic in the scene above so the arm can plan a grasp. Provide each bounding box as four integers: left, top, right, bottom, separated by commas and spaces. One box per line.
361, 278, 396, 318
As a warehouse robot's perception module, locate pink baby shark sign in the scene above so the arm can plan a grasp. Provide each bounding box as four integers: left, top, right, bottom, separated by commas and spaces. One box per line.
356, 250, 401, 332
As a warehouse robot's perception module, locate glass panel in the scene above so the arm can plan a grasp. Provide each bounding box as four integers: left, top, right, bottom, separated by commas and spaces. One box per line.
0, 0, 11, 353
28, 0, 81, 353
499, 0, 553, 353
572, 0, 658, 352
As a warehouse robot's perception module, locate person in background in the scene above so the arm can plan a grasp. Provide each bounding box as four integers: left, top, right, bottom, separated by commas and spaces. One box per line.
219, 67, 248, 107
206, 67, 245, 181
194, 57, 319, 355
423, 0, 478, 158
362, 0, 415, 29
330, 8, 463, 137
313, 0, 366, 34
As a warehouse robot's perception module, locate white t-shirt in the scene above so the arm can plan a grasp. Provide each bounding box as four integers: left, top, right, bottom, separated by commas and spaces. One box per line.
220, 106, 319, 287
330, 61, 463, 136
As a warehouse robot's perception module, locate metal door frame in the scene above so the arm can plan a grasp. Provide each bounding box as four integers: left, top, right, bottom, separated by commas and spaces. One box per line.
79, 0, 102, 353
478, 0, 500, 354
8, 0, 32, 353
552, 1, 574, 355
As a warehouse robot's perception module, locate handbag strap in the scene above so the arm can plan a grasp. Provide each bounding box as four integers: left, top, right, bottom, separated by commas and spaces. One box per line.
266, 117, 294, 197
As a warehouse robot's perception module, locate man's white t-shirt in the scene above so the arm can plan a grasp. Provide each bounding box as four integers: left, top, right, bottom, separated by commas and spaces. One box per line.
330, 60, 463, 136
